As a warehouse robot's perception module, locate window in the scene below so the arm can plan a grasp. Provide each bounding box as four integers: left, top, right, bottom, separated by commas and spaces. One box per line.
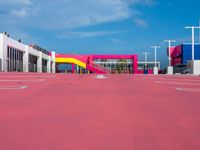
7, 46, 23, 72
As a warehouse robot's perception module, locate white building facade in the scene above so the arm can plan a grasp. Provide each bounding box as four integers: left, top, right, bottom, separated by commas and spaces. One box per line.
0, 33, 55, 73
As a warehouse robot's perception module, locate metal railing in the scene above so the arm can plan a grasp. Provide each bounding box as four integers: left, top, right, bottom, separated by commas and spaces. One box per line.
91, 63, 111, 73
71, 53, 88, 63
60, 53, 112, 74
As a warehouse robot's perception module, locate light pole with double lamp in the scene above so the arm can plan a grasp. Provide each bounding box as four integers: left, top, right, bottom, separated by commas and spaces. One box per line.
185, 26, 200, 75
151, 46, 160, 75
164, 40, 176, 75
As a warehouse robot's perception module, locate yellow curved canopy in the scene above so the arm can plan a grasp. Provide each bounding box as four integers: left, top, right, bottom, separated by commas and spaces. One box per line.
56, 58, 86, 68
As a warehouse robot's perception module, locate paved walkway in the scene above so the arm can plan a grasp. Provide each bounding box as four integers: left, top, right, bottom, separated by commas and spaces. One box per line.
0, 73, 200, 150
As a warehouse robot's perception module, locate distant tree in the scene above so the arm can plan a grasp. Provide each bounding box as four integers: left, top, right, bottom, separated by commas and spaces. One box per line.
116, 59, 128, 74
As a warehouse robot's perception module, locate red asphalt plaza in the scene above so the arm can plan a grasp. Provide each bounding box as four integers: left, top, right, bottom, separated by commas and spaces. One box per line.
0, 73, 200, 150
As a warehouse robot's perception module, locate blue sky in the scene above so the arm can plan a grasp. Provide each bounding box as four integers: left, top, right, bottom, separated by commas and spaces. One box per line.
0, 0, 200, 68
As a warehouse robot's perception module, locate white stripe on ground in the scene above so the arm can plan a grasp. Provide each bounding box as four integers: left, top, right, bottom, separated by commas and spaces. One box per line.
0, 79, 46, 82
0, 76, 55, 78
0, 86, 28, 90
93, 75, 107, 79
144, 77, 200, 82
175, 87, 200, 92
155, 81, 200, 85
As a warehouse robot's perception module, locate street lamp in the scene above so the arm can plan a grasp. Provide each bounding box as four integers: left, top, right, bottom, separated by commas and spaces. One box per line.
142, 52, 150, 63
142, 52, 150, 70
185, 25, 200, 75
151, 46, 160, 67
164, 40, 176, 66
164, 40, 176, 75
185, 26, 200, 60
151, 46, 160, 75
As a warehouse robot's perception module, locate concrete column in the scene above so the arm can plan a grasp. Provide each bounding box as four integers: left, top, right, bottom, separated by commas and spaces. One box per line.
133, 55, 138, 74
23, 46, 29, 72
89, 55, 93, 66
72, 64, 75, 74
0, 34, 4, 72
51, 51, 56, 73
153, 67, 158, 75
189, 60, 200, 75
37, 52, 42, 73
77, 65, 79, 74
167, 66, 173, 75
47, 56, 51, 73
0, 34, 8, 72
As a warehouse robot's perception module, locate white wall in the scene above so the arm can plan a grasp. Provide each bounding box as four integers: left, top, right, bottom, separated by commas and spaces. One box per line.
51, 51, 56, 73
0, 33, 26, 72
23, 46, 29, 72
0, 33, 55, 73
6, 37, 26, 52
28, 46, 54, 73
0, 34, 4, 71
28, 47, 40, 57
0, 34, 8, 71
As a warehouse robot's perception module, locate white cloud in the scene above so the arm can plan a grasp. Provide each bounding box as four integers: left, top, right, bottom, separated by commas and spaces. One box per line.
0, 0, 156, 29
112, 38, 126, 44
123, 0, 156, 6
10, 9, 28, 18
134, 18, 148, 27
58, 31, 126, 39
18, 0, 32, 5
0, 0, 32, 6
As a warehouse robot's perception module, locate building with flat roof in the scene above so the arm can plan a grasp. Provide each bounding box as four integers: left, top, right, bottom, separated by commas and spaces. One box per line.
168, 44, 200, 66
0, 32, 56, 73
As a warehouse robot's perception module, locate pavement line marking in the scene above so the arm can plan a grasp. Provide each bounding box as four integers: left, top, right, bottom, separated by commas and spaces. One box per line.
0, 79, 46, 82
145, 77, 200, 82
0, 76, 56, 78
175, 87, 200, 92
93, 75, 107, 79
0, 86, 28, 90
155, 81, 200, 85
144, 76, 197, 80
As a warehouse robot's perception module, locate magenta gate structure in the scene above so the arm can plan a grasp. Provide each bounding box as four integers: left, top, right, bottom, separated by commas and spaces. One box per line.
91, 54, 138, 74
55, 54, 138, 74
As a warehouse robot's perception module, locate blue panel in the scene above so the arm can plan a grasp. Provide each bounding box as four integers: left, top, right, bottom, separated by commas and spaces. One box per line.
182, 44, 200, 64
194, 45, 200, 60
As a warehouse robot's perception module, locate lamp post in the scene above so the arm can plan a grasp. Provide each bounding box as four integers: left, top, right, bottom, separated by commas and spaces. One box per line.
185, 26, 200, 75
151, 46, 160, 67
164, 40, 176, 74
185, 26, 200, 60
142, 52, 150, 63
164, 40, 176, 66
151, 46, 160, 74
142, 52, 150, 71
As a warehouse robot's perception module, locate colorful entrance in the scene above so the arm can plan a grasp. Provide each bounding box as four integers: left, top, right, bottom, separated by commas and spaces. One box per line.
55, 54, 138, 74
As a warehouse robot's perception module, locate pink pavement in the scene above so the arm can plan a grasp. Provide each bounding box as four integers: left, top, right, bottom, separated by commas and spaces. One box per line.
0, 73, 200, 150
